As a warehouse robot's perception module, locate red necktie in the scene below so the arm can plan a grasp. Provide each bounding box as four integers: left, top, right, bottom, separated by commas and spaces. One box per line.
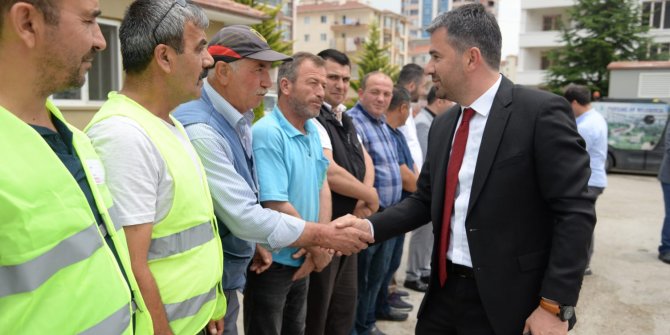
438, 107, 476, 287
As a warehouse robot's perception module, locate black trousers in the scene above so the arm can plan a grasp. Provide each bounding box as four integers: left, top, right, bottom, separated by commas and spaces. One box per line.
415, 276, 495, 335
305, 255, 357, 335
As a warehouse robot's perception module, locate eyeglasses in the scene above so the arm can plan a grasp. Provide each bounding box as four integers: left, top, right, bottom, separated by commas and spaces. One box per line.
152, 0, 188, 44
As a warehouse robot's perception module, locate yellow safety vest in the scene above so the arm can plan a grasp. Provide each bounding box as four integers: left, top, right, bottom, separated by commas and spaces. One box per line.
87, 92, 226, 334
0, 101, 152, 334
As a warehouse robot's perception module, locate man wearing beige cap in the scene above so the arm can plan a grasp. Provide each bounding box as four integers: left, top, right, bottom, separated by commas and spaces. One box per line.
174, 25, 373, 335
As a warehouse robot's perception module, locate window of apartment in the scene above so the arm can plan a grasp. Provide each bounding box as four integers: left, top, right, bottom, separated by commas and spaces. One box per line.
52, 19, 121, 105
321, 15, 327, 23
320, 33, 327, 41
304, 34, 310, 42
643, 1, 670, 29
410, 9, 419, 15
542, 15, 562, 31
540, 51, 555, 70
304, 16, 311, 24
650, 42, 670, 58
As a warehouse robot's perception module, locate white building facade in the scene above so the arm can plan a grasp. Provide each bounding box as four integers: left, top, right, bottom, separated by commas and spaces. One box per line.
518, 0, 670, 87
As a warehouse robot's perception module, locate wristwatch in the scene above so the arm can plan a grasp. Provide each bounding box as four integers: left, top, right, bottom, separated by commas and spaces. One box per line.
539, 298, 575, 321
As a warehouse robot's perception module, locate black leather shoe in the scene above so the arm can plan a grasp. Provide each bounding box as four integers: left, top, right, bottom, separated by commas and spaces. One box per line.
370, 325, 387, 335
376, 310, 409, 322
420, 275, 430, 284
659, 252, 670, 264
393, 289, 409, 297
404, 279, 428, 292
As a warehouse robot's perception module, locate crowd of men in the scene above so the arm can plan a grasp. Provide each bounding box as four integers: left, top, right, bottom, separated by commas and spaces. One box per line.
1, 1, 599, 335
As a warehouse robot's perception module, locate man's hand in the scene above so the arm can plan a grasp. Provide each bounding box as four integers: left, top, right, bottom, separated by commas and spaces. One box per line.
206, 318, 224, 335
363, 189, 380, 214
353, 200, 373, 218
249, 244, 272, 274
291, 248, 315, 281
523, 305, 568, 335
333, 214, 372, 236
318, 215, 374, 255
291, 247, 333, 281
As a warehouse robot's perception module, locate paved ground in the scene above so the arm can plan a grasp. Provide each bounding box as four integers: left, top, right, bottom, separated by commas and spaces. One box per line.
234, 173, 670, 334
378, 173, 670, 335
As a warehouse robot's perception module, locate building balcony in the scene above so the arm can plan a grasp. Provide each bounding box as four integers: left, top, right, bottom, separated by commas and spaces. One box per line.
516, 70, 547, 87
521, 0, 574, 10
519, 31, 564, 48
331, 22, 368, 32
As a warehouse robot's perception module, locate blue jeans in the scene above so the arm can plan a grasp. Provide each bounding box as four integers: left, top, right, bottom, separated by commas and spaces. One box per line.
223, 289, 240, 335
243, 262, 308, 335
353, 240, 394, 335
375, 235, 405, 316
660, 182, 670, 254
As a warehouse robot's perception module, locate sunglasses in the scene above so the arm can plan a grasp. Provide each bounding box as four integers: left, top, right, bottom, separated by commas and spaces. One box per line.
152, 0, 188, 44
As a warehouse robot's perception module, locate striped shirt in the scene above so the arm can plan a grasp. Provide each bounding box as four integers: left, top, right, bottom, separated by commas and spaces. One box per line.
348, 102, 401, 208
182, 81, 305, 249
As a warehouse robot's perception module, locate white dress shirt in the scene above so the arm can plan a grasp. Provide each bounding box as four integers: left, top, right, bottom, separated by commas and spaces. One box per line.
447, 75, 502, 267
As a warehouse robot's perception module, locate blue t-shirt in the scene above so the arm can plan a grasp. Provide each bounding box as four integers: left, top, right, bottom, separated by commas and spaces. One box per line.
389, 125, 415, 199
252, 106, 329, 267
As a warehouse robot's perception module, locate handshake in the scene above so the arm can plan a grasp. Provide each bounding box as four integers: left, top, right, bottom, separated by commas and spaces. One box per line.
319, 214, 374, 256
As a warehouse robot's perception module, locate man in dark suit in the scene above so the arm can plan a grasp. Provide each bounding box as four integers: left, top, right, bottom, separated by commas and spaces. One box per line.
354, 4, 596, 335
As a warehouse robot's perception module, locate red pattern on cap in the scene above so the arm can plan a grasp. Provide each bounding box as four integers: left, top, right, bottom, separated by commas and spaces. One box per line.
208, 45, 242, 59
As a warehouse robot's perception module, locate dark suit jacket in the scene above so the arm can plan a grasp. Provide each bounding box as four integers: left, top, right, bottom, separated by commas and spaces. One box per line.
369, 76, 596, 335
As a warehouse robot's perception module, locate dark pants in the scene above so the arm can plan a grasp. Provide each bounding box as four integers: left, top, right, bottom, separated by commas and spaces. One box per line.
415, 276, 495, 335
661, 182, 670, 254
223, 289, 240, 335
306, 255, 357, 335
243, 262, 308, 335
375, 234, 405, 316
587, 186, 604, 267
353, 240, 394, 335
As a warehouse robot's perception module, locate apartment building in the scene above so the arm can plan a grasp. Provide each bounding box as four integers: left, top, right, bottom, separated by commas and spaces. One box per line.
518, 0, 670, 87
294, 0, 409, 78
255, 0, 297, 42
56, 0, 266, 129
401, 0, 498, 67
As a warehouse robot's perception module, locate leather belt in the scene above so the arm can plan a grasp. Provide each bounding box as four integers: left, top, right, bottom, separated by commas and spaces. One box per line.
447, 261, 475, 279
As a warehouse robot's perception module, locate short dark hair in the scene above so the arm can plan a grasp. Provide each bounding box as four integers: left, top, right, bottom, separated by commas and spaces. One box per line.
427, 3, 501, 70
389, 86, 411, 111
563, 84, 591, 105
277, 52, 325, 96
1, 0, 59, 35
120, 0, 208, 74
426, 86, 438, 105
397, 63, 424, 87
317, 49, 350, 67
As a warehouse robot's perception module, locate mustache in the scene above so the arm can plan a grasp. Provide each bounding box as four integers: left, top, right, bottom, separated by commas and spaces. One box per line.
200, 67, 210, 80
255, 88, 268, 96
82, 49, 98, 62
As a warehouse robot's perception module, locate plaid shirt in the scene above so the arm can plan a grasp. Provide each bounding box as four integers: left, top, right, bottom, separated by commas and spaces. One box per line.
347, 103, 401, 208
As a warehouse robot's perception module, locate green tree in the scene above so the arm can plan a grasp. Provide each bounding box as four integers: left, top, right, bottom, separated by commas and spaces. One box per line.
233, 0, 293, 121
545, 0, 657, 95
349, 21, 399, 97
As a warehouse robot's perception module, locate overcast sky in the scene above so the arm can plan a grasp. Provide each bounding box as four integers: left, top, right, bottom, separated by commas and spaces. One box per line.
367, 0, 520, 58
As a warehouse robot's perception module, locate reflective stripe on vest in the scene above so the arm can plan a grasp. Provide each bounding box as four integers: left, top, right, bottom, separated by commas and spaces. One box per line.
86, 92, 226, 332
79, 304, 131, 335
148, 221, 214, 261
165, 286, 217, 322
0, 223, 102, 298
